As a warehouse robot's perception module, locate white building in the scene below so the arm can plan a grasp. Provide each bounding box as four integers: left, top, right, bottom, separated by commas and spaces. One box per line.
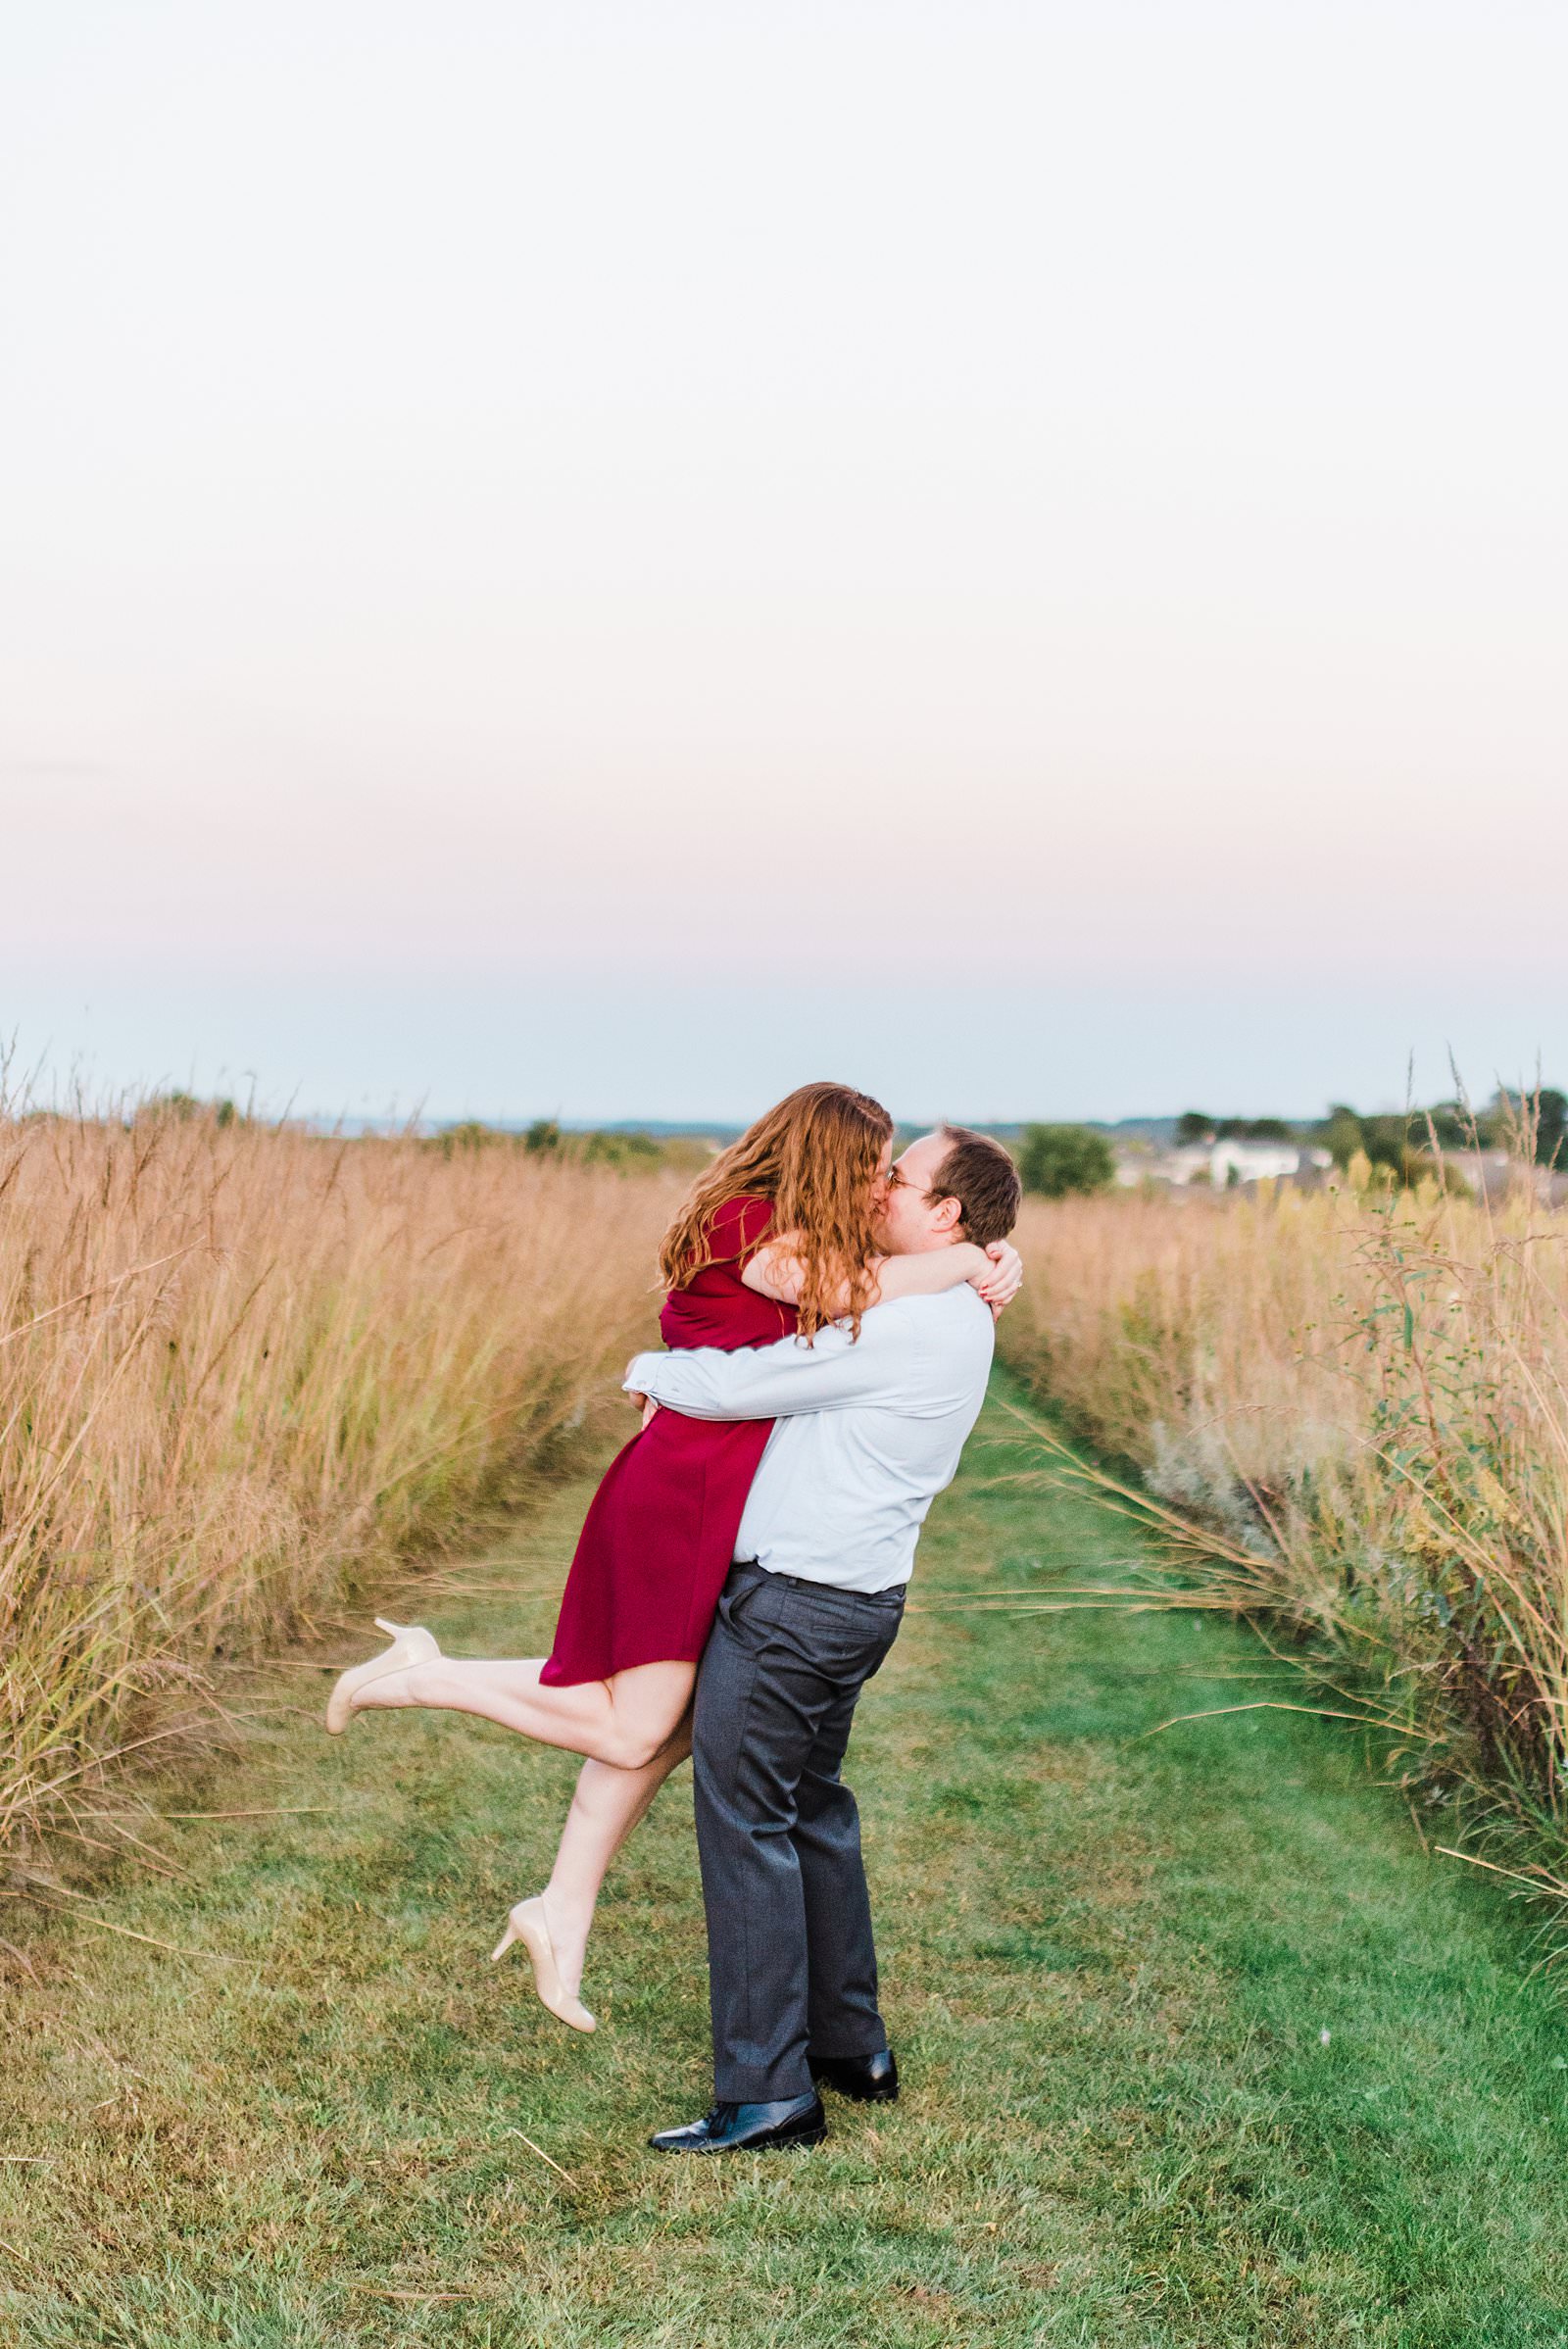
1132, 1139, 1335, 1188
1209, 1139, 1306, 1185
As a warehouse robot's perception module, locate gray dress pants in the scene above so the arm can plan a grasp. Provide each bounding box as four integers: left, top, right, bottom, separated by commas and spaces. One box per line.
692, 1559, 906, 2104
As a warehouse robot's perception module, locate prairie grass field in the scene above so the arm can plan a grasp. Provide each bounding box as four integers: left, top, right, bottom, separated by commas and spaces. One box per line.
9, 1102, 1568, 1911
997, 1168, 1568, 1902
4, 1392, 1567, 2347
0, 1109, 670, 1868
8, 1118, 1568, 2337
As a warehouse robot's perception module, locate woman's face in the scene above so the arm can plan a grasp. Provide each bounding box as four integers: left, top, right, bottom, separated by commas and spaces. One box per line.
869, 1139, 895, 1219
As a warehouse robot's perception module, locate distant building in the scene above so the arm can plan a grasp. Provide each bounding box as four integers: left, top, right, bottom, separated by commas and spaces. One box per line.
1210, 1139, 1313, 1185
1116, 1139, 1334, 1190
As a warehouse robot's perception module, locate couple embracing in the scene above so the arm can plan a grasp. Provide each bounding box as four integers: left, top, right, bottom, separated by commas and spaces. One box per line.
326, 1083, 1022, 2153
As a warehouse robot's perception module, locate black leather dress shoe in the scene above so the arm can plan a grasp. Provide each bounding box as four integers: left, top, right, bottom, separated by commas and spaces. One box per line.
809, 2047, 899, 2103
648, 2095, 826, 2154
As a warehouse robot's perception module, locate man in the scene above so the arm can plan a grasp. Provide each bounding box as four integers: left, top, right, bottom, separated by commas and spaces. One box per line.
622, 1124, 1022, 2154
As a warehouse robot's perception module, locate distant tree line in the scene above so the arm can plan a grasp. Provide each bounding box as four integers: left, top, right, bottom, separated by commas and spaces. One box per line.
1175, 1111, 1293, 1146
1176, 1092, 1567, 1176
434, 1119, 711, 1173
1010, 1087, 1567, 1204
434, 1118, 664, 1168
122, 1090, 1568, 1201
132, 1091, 246, 1128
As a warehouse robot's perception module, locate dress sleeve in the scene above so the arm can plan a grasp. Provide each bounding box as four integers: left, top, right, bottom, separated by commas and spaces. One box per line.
708, 1194, 774, 1267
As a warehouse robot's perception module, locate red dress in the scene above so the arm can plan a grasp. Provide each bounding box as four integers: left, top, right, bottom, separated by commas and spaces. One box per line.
540, 1197, 797, 1685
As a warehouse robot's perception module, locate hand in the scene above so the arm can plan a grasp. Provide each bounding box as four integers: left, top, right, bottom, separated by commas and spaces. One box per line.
626, 1358, 660, 1428
972, 1239, 1023, 1311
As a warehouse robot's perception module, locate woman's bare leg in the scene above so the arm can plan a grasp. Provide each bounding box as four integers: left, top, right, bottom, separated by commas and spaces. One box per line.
350, 1651, 695, 1772
538, 1715, 694, 1999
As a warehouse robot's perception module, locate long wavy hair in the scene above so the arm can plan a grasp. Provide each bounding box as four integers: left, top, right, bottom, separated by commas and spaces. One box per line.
658, 1082, 894, 1340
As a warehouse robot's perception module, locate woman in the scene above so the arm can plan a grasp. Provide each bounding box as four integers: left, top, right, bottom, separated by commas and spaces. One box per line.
325, 1082, 1019, 2031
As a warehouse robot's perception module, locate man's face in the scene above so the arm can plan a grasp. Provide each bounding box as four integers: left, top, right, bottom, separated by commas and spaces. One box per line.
876, 1133, 961, 1255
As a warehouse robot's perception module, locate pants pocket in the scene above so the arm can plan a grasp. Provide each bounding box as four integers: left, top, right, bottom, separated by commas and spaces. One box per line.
716, 1569, 783, 1645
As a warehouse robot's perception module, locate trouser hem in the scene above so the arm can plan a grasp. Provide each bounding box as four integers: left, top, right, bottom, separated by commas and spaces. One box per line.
714, 2065, 816, 2104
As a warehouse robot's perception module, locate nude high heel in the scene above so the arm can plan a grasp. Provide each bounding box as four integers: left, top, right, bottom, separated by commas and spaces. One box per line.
490, 1896, 597, 2033
324, 1617, 442, 1734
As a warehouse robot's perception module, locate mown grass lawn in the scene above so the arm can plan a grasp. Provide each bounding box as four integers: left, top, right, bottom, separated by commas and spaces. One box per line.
5, 1377, 1568, 2347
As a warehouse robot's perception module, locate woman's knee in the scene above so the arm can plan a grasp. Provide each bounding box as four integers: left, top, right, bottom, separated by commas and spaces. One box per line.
595, 1729, 659, 1771
598, 1666, 694, 1771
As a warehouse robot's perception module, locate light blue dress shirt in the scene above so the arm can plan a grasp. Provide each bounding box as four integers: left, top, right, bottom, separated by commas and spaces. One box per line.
624, 1286, 994, 1593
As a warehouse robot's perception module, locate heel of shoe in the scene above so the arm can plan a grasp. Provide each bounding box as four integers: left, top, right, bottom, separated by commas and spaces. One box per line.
324, 1617, 441, 1735
373, 1616, 439, 1650
490, 1897, 596, 2032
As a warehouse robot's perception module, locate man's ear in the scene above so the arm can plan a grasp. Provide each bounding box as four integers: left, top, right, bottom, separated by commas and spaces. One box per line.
932, 1195, 964, 1237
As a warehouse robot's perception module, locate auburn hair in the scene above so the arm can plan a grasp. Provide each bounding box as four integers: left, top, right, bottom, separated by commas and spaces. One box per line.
658, 1082, 894, 1340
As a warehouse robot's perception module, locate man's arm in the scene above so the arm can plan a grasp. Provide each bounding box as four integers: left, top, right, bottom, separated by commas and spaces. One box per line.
626, 1308, 923, 1423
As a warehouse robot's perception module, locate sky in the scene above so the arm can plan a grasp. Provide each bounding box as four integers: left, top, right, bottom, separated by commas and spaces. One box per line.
3, 2, 1565, 1125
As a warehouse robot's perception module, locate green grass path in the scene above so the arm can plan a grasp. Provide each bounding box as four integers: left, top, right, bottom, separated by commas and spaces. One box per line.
6, 1379, 1568, 2346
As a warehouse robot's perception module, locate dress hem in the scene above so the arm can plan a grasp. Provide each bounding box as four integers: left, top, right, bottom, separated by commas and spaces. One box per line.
539, 1639, 708, 1689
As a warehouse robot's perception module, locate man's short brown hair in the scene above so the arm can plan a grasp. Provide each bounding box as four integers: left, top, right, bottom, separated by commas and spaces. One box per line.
927, 1125, 1022, 1246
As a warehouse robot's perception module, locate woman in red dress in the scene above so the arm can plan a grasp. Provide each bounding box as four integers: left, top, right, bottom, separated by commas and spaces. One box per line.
326, 1083, 1019, 2030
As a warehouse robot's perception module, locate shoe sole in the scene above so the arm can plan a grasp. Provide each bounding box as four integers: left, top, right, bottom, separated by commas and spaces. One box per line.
651, 2128, 827, 2154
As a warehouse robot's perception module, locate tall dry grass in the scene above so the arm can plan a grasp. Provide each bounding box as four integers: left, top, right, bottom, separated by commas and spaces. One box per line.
0, 1109, 671, 1865
997, 1166, 1568, 1884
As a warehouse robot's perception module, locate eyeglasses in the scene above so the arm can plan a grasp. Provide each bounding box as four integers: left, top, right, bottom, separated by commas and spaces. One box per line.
884, 1165, 928, 1197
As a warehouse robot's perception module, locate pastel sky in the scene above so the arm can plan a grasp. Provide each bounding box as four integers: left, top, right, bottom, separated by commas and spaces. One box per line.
3, 2, 1564, 1123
